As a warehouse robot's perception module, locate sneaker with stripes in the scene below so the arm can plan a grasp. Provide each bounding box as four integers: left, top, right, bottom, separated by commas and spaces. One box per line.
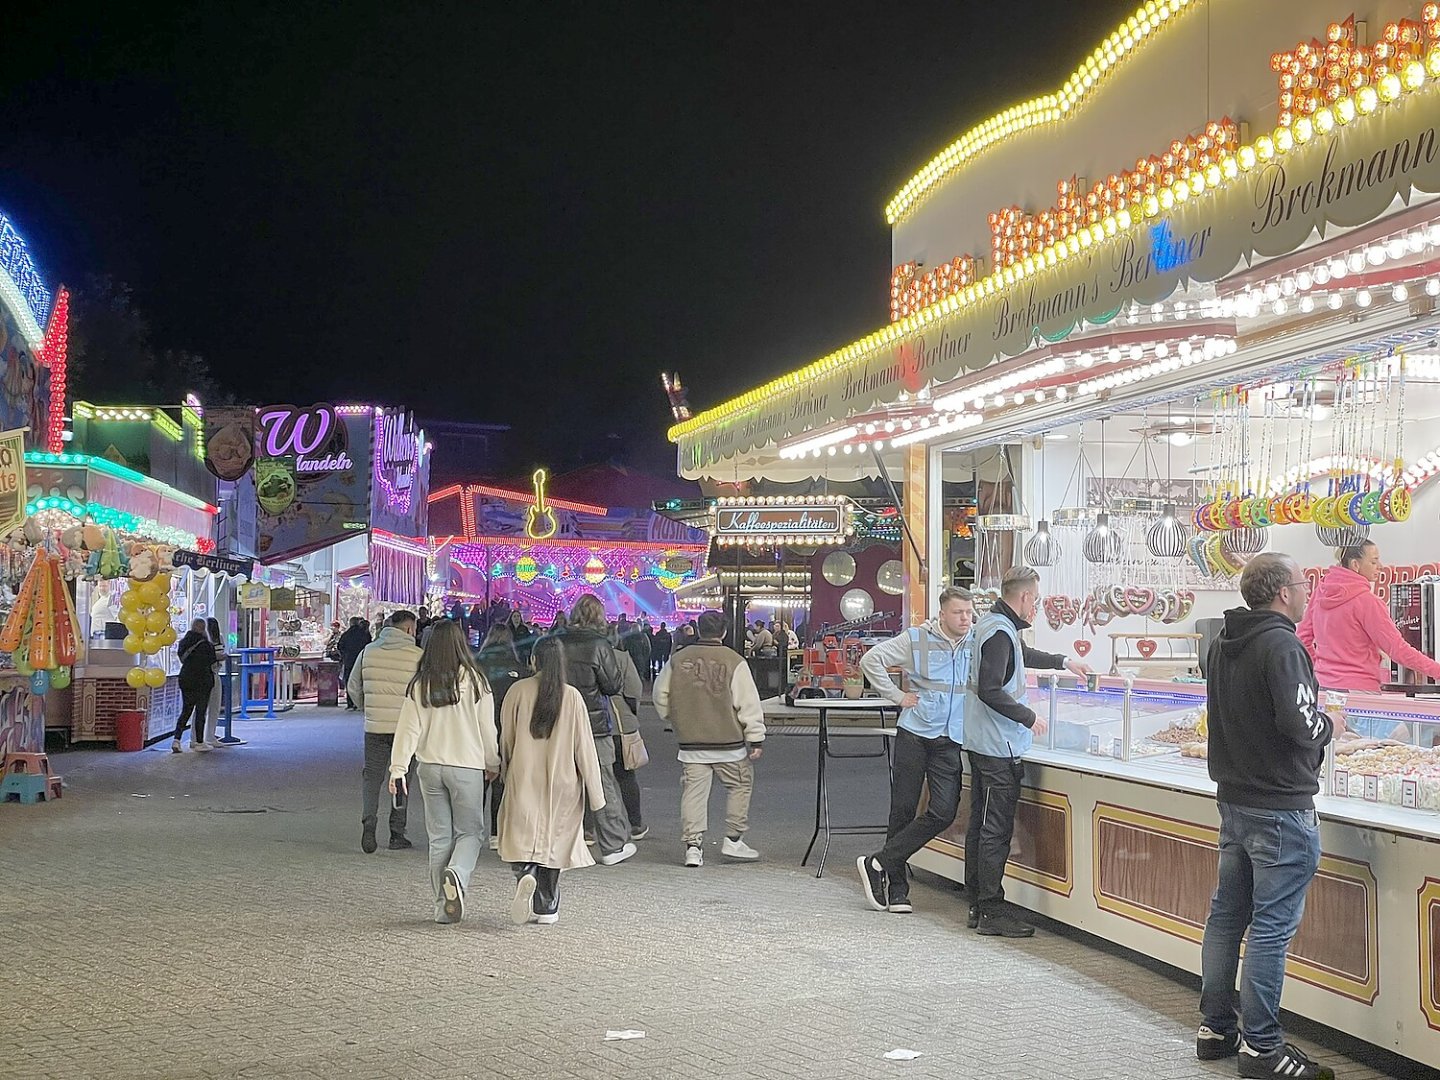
1195, 1025, 1240, 1061
1237, 1040, 1334, 1079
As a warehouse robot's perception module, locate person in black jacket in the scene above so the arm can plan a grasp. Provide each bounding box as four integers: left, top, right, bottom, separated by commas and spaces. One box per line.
558, 594, 633, 865
337, 617, 372, 710
1196, 552, 1341, 1080
651, 622, 672, 677
477, 623, 525, 850
620, 618, 652, 685
171, 619, 218, 753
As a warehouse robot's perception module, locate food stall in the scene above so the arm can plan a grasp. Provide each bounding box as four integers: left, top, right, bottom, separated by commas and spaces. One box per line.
664, 0, 1440, 1065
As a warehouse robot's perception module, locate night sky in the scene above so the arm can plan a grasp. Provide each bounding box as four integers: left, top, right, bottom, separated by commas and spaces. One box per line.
0, 1, 1138, 471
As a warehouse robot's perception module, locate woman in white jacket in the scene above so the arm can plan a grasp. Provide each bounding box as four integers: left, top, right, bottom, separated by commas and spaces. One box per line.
388, 619, 497, 923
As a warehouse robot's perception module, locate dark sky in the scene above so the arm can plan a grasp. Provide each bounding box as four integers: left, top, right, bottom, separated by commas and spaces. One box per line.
0, 1, 1138, 471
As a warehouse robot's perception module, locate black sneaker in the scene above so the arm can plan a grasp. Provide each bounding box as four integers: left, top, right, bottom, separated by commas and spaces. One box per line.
1195, 1025, 1241, 1061
887, 894, 913, 914
976, 912, 1035, 938
857, 855, 887, 911
966, 905, 979, 929
1238, 1041, 1334, 1079
388, 836, 413, 850
361, 827, 377, 854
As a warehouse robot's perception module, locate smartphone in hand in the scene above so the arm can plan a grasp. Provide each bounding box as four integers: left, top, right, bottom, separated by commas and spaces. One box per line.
392, 782, 406, 811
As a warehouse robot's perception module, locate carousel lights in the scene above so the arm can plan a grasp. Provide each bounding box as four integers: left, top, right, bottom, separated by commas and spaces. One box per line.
1076, 337, 1235, 396
887, 411, 983, 448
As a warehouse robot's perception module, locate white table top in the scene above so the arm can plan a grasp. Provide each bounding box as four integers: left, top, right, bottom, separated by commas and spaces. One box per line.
787, 695, 896, 711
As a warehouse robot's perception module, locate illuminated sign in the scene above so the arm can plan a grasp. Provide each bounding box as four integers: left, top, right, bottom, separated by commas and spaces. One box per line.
257, 404, 353, 474
712, 497, 851, 546
525, 469, 558, 539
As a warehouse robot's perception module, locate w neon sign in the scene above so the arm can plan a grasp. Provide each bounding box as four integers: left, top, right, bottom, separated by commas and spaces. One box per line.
257, 404, 353, 473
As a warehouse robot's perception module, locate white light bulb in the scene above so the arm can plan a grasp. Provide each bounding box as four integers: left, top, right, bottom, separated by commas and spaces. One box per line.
1394, 284, 1409, 301
1356, 289, 1372, 308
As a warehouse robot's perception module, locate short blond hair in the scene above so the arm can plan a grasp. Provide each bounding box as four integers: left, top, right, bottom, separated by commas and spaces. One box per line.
1001, 565, 1040, 600
569, 594, 607, 630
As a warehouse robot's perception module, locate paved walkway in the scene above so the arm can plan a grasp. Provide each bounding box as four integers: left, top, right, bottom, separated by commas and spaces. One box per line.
0, 706, 1412, 1079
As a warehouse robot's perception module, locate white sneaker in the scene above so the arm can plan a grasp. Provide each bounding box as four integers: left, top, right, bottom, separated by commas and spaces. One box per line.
193, 741, 212, 753
598, 842, 637, 866
722, 837, 760, 860
171, 740, 183, 754
535, 912, 559, 925
510, 872, 537, 925
684, 845, 703, 868
489, 835, 500, 851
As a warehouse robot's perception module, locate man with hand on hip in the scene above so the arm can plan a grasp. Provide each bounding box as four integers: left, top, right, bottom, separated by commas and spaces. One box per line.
964, 565, 1090, 938
856, 586, 975, 914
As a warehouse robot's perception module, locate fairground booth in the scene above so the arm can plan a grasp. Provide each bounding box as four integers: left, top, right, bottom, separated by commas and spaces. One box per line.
667, 0, 1440, 1066
428, 464, 709, 633
206, 403, 432, 705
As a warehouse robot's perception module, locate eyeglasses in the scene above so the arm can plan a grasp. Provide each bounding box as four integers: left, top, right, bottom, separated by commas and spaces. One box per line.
1285, 580, 1313, 592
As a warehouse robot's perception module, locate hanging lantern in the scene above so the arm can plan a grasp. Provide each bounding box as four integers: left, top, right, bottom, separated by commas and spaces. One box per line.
1082, 512, 1125, 563
1145, 503, 1189, 558
1223, 525, 1269, 557
1024, 519, 1062, 566
1051, 506, 1094, 529
515, 555, 538, 583
583, 556, 606, 584
1315, 522, 1370, 547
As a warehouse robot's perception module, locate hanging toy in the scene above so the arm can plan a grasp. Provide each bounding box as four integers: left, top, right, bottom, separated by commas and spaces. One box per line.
99, 530, 124, 579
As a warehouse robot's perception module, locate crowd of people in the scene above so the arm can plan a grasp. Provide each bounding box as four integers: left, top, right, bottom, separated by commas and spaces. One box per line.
175, 545, 1356, 1078
339, 595, 766, 927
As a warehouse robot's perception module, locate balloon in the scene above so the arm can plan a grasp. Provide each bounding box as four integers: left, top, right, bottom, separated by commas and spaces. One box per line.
145, 610, 170, 633
120, 590, 143, 612
125, 667, 147, 689
159, 626, 177, 646
138, 580, 166, 605
50, 667, 71, 690
123, 611, 148, 634
153, 573, 173, 594
142, 633, 164, 654
29, 670, 49, 695
123, 634, 143, 654
143, 667, 167, 688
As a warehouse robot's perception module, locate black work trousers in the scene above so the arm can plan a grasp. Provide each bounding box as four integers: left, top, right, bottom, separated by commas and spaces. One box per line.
964, 750, 1025, 915
875, 727, 963, 897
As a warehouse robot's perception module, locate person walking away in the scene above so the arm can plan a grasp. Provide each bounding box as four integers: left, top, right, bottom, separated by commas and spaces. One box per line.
621, 618, 652, 686
653, 610, 765, 867
387, 620, 497, 924
1197, 553, 1341, 1079
652, 622, 672, 677
170, 619, 218, 753
337, 617, 371, 710
608, 628, 648, 840
856, 587, 974, 914
507, 609, 535, 668
557, 595, 636, 865
501, 636, 607, 925
964, 566, 1090, 937
477, 623, 525, 850
204, 617, 227, 747
350, 610, 423, 853
1298, 538, 1440, 739
675, 621, 699, 651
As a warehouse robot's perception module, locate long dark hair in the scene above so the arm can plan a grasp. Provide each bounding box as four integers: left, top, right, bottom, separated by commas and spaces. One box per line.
479, 622, 519, 663
206, 617, 222, 646
407, 619, 489, 707
529, 636, 568, 739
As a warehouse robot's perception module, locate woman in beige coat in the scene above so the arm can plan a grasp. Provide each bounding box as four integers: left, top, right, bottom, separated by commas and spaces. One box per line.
500, 636, 606, 925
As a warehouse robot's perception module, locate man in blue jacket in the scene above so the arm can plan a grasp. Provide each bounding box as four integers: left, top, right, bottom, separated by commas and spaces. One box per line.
856, 586, 975, 914
964, 565, 1089, 938
1196, 552, 1340, 1080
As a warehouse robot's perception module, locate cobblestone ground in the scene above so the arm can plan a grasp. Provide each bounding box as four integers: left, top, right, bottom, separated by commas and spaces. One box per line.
0, 706, 1412, 1079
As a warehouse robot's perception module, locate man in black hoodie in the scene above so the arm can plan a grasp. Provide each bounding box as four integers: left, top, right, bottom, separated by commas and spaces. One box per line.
1197, 552, 1342, 1080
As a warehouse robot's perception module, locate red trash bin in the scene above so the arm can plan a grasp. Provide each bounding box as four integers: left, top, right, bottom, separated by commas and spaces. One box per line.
115, 710, 145, 752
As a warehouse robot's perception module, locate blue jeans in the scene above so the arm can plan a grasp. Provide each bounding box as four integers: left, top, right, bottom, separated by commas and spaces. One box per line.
1199, 803, 1321, 1051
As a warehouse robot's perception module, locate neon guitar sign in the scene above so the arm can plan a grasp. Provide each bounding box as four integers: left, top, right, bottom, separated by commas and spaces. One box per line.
525, 468, 558, 539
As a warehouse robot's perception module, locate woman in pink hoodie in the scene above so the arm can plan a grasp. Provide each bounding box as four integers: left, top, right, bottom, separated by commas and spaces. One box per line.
1297, 541, 1440, 737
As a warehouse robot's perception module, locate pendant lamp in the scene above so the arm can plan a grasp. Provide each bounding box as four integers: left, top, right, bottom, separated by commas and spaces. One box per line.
1024, 519, 1061, 566
1144, 502, 1189, 558
1315, 523, 1369, 547
1082, 512, 1125, 563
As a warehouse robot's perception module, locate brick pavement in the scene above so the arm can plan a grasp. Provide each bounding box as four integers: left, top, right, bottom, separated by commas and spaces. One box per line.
0, 706, 1415, 1079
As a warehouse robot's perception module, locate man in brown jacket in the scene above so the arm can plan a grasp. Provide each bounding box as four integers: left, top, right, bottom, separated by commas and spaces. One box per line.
653, 610, 766, 868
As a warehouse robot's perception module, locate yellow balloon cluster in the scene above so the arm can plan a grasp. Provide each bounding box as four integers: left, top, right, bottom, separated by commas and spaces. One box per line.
119, 575, 175, 688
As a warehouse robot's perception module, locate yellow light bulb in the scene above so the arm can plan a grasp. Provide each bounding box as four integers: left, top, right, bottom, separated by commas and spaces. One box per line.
1293, 116, 1314, 143
1255, 136, 1275, 161
1143, 194, 1161, 217
1173, 180, 1191, 202
1378, 73, 1402, 101
1079, 228, 1094, 248
1204, 163, 1221, 185
1403, 60, 1426, 91
1221, 156, 1240, 179
1274, 126, 1294, 153
1336, 96, 1357, 123
1159, 187, 1176, 210
1116, 208, 1133, 229
1428, 46, 1440, 77
1103, 215, 1118, 236
1314, 106, 1335, 132
1357, 85, 1379, 113
1089, 223, 1105, 243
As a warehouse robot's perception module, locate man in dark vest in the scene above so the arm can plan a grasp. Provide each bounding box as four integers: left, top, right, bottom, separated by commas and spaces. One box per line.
653, 610, 766, 869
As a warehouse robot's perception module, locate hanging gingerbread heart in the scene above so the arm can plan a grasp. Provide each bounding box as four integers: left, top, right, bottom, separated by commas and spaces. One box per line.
1074, 639, 1093, 657
1043, 595, 1065, 632
1060, 595, 1080, 626
1136, 638, 1159, 660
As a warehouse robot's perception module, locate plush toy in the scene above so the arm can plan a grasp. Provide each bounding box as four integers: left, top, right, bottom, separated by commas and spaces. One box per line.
128, 548, 157, 582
